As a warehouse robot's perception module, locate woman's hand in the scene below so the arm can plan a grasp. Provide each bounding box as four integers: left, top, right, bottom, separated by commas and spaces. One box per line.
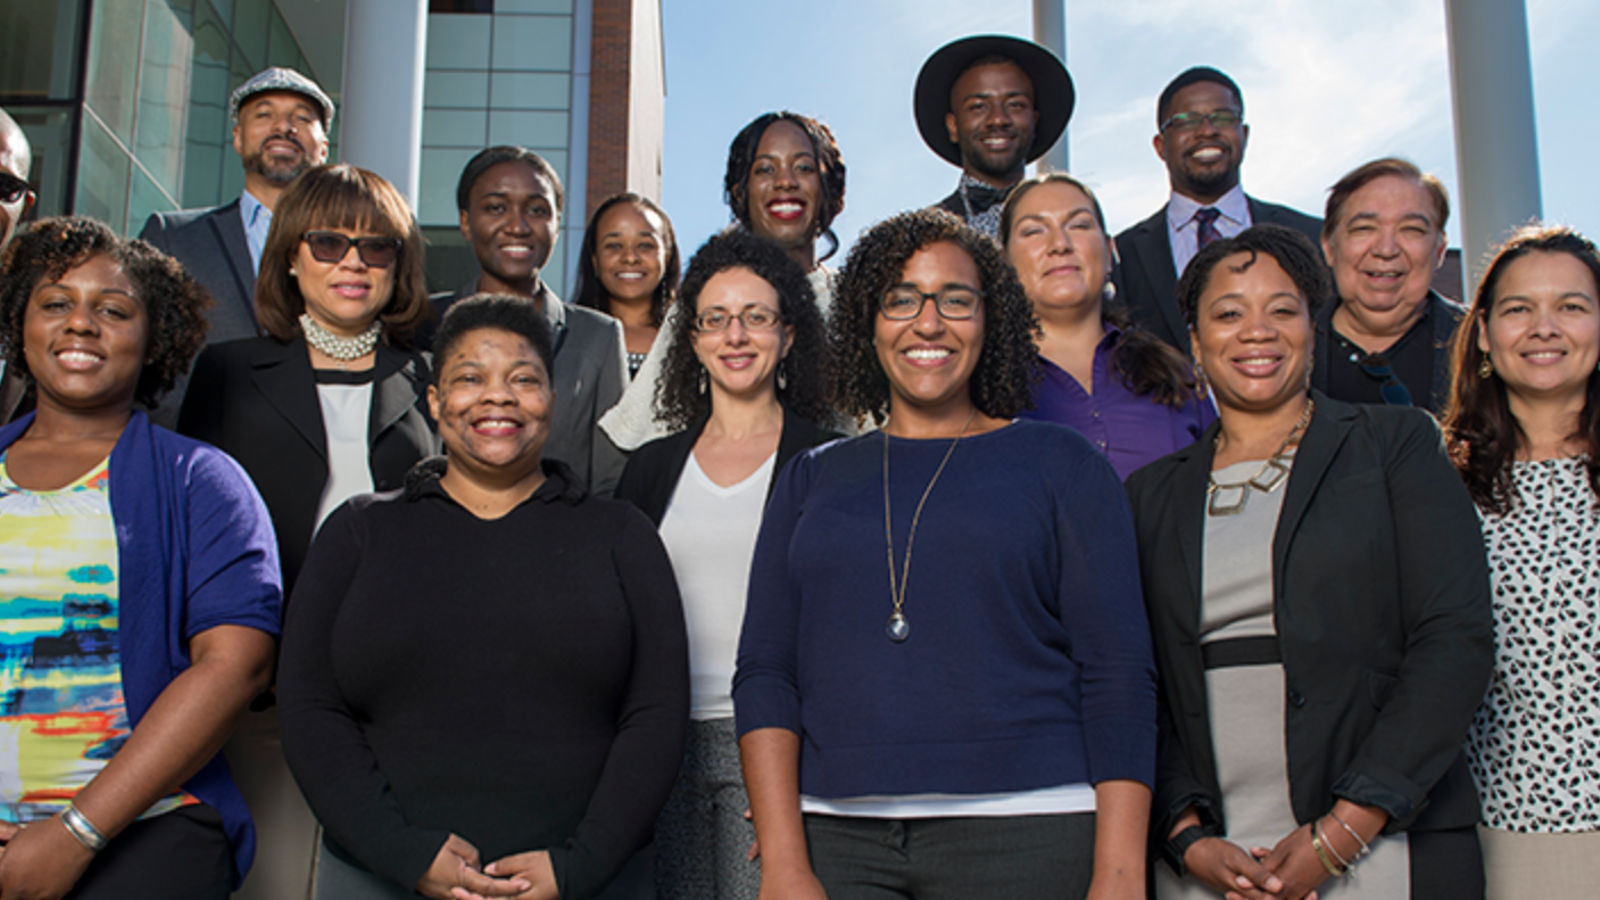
0, 816, 97, 900
1257, 824, 1329, 900
756, 864, 828, 900
415, 834, 527, 900
1182, 836, 1286, 900
474, 850, 558, 900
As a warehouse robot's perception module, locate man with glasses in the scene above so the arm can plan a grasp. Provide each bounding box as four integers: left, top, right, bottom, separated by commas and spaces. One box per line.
0, 107, 35, 422
913, 35, 1074, 241
1116, 67, 1322, 354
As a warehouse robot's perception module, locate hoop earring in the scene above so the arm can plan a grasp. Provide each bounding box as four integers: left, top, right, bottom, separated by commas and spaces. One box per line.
1478, 354, 1494, 379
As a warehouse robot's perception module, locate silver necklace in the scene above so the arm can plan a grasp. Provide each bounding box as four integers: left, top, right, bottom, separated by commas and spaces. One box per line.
1206, 398, 1313, 516
300, 312, 381, 363
881, 409, 976, 642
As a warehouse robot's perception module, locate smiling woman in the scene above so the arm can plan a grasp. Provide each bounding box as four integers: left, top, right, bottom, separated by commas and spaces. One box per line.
0, 217, 281, 900
279, 294, 688, 900
573, 193, 682, 378
176, 162, 436, 900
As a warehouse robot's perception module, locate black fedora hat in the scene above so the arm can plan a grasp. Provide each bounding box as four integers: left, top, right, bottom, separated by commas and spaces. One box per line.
914, 35, 1074, 166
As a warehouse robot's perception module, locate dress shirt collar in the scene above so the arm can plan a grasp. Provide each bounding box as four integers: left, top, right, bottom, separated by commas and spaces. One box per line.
239, 189, 272, 275
1167, 183, 1249, 233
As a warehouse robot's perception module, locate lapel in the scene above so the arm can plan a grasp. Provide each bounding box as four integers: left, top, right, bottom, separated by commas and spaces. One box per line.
247, 338, 326, 459
368, 344, 425, 445
1129, 207, 1186, 345
1271, 393, 1357, 595
1167, 426, 1215, 631
205, 201, 257, 324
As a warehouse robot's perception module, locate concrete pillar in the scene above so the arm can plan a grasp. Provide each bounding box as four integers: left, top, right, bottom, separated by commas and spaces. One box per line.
339, 0, 427, 211
1032, 0, 1069, 173
1444, 0, 1542, 292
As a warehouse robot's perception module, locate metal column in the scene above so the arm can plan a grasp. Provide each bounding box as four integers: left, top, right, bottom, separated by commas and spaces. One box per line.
1032, 0, 1069, 173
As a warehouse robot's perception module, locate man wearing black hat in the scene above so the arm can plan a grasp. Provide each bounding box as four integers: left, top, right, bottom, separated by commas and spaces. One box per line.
915, 35, 1073, 240
139, 67, 334, 350
1115, 66, 1321, 354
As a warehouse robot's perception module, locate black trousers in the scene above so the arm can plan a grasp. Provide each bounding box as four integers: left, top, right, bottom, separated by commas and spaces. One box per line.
68, 804, 233, 900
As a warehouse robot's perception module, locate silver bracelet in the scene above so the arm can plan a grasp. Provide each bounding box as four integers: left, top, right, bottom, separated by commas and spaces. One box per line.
1328, 810, 1372, 859
60, 805, 107, 852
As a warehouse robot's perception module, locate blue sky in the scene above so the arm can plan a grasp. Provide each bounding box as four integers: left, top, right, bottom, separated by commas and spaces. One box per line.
659, 0, 1597, 278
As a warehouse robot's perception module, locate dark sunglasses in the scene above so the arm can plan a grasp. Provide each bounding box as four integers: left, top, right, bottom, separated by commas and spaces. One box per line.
1356, 353, 1414, 406
302, 231, 401, 268
0, 172, 30, 205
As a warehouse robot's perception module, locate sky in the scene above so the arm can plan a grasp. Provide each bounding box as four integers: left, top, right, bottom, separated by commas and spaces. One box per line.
658, 0, 1598, 280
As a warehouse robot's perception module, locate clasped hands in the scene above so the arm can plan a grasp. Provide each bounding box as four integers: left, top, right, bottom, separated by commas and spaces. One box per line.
1180, 802, 1382, 900
418, 833, 559, 900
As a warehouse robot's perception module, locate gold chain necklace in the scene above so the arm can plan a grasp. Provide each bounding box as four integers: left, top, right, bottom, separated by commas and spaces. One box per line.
881, 409, 977, 642
1206, 397, 1314, 516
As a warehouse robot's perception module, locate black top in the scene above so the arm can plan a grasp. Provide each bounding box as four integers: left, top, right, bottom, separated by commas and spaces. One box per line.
277, 459, 689, 899
1313, 290, 1466, 416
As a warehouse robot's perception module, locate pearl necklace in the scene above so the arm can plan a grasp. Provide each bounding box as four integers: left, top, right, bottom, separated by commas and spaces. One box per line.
300, 312, 380, 363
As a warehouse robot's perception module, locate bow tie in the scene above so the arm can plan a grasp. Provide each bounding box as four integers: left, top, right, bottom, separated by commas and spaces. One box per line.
961, 181, 1007, 213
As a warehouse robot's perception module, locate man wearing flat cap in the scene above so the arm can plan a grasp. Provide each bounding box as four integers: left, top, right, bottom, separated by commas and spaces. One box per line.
915, 34, 1073, 240
139, 66, 333, 352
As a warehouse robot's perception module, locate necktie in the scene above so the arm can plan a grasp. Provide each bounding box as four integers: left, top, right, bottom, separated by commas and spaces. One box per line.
1195, 207, 1222, 249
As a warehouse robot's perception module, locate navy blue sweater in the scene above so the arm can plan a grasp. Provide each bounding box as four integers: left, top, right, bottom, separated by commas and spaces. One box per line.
734, 419, 1156, 798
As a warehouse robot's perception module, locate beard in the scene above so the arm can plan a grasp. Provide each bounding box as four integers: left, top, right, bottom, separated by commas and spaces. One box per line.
244, 135, 314, 185
959, 127, 1034, 183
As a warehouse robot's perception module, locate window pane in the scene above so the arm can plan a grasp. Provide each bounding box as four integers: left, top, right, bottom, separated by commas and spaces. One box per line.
489, 14, 570, 71
128, 163, 174, 237
427, 14, 491, 69
0, 0, 85, 100
423, 108, 488, 148
489, 72, 568, 110
487, 110, 567, 148
85, 0, 146, 144
233, 0, 269, 69
136, 0, 195, 198
425, 70, 489, 108
183, 0, 233, 206
77, 114, 132, 232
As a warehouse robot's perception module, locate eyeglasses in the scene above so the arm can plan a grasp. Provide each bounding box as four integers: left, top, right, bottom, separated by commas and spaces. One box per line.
0, 172, 31, 205
1356, 353, 1414, 406
694, 306, 783, 332
302, 231, 401, 268
879, 286, 981, 321
1159, 110, 1243, 133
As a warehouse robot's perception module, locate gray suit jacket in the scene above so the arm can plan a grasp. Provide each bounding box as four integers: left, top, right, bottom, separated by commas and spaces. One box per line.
431, 281, 629, 496
139, 200, 262, 426
1114, 196, 1323, 355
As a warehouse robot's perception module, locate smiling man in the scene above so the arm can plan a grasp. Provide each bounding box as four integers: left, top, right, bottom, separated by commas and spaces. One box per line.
432, 146, 627, 495
914, 35, 1074, 241
0, 107, 36, 422
1115, 67, 1322, 355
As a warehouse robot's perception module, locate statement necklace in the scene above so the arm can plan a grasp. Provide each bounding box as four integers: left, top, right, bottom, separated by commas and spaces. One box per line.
300, 312, 381, 365
1206, 398, 1314, 517
881, 409, 977, 642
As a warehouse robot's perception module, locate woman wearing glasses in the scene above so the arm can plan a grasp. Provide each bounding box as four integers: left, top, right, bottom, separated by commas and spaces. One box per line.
735, 210, 1155, 899
1312, 158, 1463, 414
177, 162, 435, 900
614, 230, 835, 899
1001, 173, 1212, 480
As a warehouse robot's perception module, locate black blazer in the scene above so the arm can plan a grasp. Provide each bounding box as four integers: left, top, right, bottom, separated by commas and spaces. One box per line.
1124, 393, 1491, 864
614, 406, 839, 525
1114, 197, 1323, 354
177, 337, 436, 593
1312, 289, 1466, 415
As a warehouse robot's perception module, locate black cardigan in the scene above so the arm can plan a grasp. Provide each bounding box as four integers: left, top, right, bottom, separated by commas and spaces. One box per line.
613, 406, 840, 525
1124, 392, 1492, 871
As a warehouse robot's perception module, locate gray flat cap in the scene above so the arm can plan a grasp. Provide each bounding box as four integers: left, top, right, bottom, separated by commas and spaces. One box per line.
229, 66, 335, 129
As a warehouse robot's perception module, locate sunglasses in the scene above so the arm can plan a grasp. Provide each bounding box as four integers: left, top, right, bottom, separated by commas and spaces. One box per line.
1356, 353, 1414, 406
302, 231, 401, 268
0, 172, 30, 205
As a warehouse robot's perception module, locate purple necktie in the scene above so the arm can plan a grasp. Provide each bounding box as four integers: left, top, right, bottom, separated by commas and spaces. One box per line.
1195, 206, 1222, 249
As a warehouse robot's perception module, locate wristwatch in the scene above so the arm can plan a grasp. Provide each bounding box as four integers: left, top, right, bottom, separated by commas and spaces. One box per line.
1167, 822, 1221, 876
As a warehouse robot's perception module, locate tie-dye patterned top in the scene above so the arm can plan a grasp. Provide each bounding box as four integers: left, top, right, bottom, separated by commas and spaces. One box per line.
0, 453, 192, 823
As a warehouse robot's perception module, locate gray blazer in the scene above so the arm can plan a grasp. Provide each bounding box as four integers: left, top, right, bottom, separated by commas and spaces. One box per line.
431, 281, 628, 496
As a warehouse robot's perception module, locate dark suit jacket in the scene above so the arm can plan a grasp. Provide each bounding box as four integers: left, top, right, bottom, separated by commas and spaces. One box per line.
613, 407, 839, 525
176, 337, 436, 594
1312, 290, 1466, 415
430, 280, 628, 496
1114, 197, 1323, 354
1124, 393, 1490, 865
140, 200, 263, 427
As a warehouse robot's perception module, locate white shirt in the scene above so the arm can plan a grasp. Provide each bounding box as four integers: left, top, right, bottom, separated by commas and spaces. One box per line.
312, 380, 374, 530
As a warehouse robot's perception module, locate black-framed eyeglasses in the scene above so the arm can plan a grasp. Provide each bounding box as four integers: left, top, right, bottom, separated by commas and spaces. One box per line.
1159, 110, 1243, 133
0, 172, 31, 205
1356, 353, 1414, 406
879, 286, 981, 321
694, 306, 783, 332
302, 231, 402, 268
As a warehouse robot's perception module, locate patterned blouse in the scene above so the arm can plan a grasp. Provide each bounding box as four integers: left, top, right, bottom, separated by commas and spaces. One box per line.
1466, 456, 1599, 832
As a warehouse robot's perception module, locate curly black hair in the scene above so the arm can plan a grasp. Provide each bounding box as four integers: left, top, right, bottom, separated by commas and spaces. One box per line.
831, 209, 1038, 425
655, 230, 832, 431
431, 293, 556, 385
572, 192, 680, 327
1175, 223, 1333, 330
724, 111, 846, 262
0, 215, 210, 409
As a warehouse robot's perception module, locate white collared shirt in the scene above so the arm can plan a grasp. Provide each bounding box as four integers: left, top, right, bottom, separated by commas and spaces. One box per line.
1165, 183, 1251, 279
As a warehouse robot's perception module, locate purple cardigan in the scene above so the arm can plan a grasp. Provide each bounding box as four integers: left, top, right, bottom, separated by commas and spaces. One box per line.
0, 411, 282, 885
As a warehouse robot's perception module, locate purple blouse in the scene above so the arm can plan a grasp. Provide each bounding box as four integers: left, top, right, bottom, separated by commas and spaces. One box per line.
1019, 325, 1215, 480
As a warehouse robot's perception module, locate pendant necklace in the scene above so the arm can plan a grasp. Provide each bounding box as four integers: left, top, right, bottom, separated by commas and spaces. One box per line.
1206, 397, 1314, 516
881, 409, 976, 642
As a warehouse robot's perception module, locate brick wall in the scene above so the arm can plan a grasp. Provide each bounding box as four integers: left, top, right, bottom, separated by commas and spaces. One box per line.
586, 0, 632, 214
